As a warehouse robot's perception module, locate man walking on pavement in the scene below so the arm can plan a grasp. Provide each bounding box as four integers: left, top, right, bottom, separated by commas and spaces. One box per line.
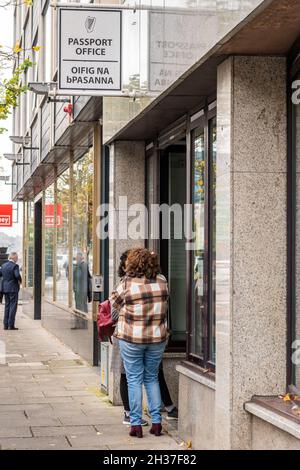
0, 252, 22, 330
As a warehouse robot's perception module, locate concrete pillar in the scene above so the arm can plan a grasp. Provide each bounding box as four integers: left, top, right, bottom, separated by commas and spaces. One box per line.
215, 56, 287, 449
108, 140, 146, 404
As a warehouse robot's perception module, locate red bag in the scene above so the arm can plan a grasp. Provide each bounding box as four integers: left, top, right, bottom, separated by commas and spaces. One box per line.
97, 300, 116, 344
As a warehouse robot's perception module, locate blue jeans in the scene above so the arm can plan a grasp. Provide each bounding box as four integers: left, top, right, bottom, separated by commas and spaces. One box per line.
119, 340, 167, 426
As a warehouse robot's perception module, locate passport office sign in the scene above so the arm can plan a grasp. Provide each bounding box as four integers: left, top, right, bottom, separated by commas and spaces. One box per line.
58, 8, 122, 94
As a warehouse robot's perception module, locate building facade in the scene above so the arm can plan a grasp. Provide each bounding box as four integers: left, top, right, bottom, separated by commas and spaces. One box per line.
10, 0, 300, 450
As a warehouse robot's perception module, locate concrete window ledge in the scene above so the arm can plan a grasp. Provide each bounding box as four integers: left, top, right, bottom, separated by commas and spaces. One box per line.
176, 362, 216, 390
245, 402, 300, 440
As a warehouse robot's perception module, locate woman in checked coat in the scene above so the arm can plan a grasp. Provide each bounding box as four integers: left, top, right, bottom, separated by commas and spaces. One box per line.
110, 248, 169, 439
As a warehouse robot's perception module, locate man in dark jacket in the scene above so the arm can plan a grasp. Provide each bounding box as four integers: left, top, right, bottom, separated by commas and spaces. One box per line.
0, 252, 22, 330
73, 252, 92, 314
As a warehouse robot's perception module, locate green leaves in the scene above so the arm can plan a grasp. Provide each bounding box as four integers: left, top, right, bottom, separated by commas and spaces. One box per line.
0, 58, 33, 134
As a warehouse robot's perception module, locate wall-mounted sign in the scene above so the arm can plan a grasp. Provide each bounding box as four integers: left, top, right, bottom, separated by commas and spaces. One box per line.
149, 11, 217, 92
58, 8, 122, 95
0, 204, 13, 227
45, 204, 63, 228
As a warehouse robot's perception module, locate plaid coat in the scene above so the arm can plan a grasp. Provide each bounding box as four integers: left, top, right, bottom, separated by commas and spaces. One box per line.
110, 275, 169, 344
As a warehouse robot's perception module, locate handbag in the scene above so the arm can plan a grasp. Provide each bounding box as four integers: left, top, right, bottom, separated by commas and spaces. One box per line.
97, 300, 116, 344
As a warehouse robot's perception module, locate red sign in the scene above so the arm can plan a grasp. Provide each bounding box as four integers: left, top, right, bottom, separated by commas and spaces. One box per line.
45, 204, 63, 228
0, 204, 13, 227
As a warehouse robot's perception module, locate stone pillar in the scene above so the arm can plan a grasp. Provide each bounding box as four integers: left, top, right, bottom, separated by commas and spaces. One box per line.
108, 140, 146, 404
215, 56, 287, 449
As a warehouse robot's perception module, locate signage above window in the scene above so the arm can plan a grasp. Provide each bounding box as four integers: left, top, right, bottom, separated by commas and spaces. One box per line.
58, 8, 122, 96
0, 205, 13, 227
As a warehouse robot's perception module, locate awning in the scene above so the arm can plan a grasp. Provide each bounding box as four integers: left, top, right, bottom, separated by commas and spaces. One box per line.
15, 97, 102, 201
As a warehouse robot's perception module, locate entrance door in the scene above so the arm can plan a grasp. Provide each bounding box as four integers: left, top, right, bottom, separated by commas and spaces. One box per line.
160, 145, 186, 347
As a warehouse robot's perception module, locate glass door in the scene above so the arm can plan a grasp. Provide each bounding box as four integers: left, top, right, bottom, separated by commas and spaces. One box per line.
159, 145, 187, 348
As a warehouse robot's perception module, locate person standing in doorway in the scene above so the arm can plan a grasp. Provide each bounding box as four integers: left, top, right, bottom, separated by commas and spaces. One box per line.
111, 250, 178, 425
0, 252, 22, 330
110, 248, 169, 439
73, 252, 92, 313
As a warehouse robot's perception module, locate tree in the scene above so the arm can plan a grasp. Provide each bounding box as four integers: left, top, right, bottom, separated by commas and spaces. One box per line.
0, 0, 40, 134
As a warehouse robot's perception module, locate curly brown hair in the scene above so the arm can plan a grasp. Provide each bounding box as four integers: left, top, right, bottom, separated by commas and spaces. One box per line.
125, 248, 161, 279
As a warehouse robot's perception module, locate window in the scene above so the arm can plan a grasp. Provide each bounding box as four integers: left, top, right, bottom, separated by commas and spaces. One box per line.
43, 1, 52, 82
26, 202, 34, 290
291, 64, 300, 390
44, 184, 55, 300
72, 149, 94, 315
146, 153, 156, 252
31, 34, 39, 112
56, 169, 70, 306
189, 107, 217, 368
191, 127, 205, 358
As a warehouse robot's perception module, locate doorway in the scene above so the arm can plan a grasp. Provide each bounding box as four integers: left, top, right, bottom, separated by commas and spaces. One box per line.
159, 144, 187, 349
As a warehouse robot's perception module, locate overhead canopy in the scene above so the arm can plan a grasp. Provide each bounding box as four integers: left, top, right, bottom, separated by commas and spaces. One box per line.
15, 97, 102, 201
107, 0, 300, 144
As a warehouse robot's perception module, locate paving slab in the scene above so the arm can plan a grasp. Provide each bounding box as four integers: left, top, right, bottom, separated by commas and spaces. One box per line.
31, 425, 97, 437
0, 436, 71, 450
0, 308, 184, 451
0, 427, 32, 438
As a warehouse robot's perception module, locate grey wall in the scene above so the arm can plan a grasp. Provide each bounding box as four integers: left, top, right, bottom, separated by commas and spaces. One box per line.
178, 374, 215, 450
251, 416, 300, 450
215, 56, 287, 450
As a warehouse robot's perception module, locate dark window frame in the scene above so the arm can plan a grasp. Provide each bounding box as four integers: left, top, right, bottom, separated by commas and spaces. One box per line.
145, 102, 217, 366
287, 39, 300, 389
187, 104, 216, 371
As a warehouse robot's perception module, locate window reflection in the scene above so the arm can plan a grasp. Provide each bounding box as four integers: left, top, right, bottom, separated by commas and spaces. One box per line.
295, 102, 300, 389
56, 169, 69, 306
72, 149, 93, 316
209, 117, 217, 363
44, 184, 55, 300
192, 128, 205, 358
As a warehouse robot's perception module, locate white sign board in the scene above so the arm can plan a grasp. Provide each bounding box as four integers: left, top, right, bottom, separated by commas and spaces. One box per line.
58, 8, 122, 94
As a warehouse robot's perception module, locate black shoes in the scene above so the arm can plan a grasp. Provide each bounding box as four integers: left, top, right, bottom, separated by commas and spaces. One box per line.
166, 407, 178, 420
123, 413, 148, 426
3, 326, 8, 330
8, 326, 18, 330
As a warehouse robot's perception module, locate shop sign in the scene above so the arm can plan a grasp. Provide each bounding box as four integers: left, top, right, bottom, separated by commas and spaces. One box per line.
45, 204, 63, 228
0, 204, 13, 227
148, 11, 217, 92
58, 8, 122, 95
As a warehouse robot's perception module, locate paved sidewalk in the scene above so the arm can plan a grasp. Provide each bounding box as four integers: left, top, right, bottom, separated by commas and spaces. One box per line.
0, 307, 184, 450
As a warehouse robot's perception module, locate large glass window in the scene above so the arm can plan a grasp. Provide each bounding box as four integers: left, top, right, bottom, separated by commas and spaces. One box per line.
56, 169, 70, 306
44, 184, 55, 300
27, 202, 34, 289
190, 111, 217, 367
43, 1, 52, 82
294, 78, 300, 390
168, 150, 187, 344
191, 127, 205, 358
146, 154, 156, 253
72, 149, 93, 315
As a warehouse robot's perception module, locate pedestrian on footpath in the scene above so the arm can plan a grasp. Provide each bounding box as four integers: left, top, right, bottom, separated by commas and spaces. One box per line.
0, 252, 22, 330
110, 250, 178, 426
110, 248, 169, 439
